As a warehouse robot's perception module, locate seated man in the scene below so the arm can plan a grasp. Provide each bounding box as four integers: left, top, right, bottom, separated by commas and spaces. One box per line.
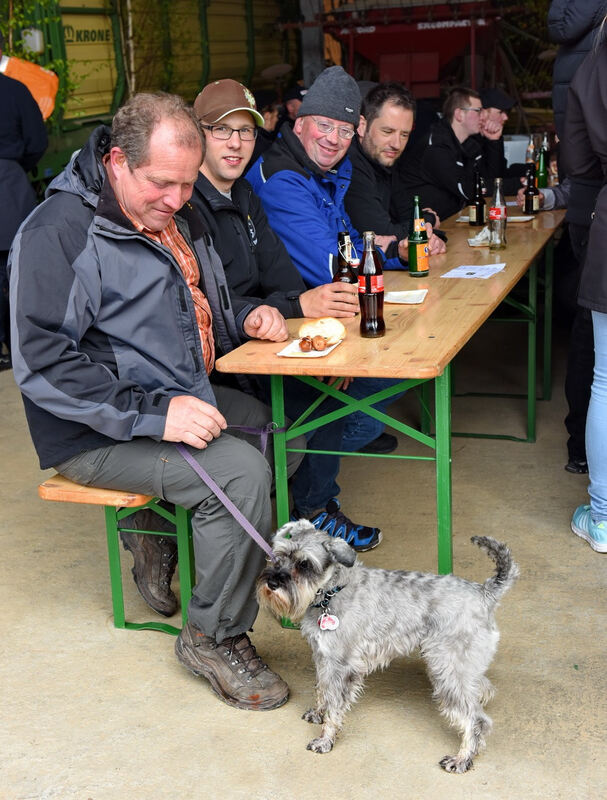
188, 77, 382, 553
479, 87, 527, 194
346, 81, 446, 257
399, 86, 504, 220
247, 66, 407, 454
9, 92, 296, 712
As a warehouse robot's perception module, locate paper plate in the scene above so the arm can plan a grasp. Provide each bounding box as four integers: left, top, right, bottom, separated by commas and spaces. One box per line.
276, 339, 343, 358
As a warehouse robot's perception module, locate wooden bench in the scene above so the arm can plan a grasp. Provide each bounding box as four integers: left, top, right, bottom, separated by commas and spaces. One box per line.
38, 474, 194, 636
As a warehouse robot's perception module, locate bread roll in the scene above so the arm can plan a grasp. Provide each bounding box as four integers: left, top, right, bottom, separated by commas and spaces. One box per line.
298, 317, 346, 346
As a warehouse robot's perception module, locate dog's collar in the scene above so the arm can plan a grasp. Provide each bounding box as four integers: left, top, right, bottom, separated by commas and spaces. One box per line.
311, 585, 343, 610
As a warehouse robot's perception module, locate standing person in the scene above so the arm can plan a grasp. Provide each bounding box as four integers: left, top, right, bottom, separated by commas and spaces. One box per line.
345, 81, 446, 257
246, 66, 407, 454
0, 30, 47, 370
548, 0, 607, 474
188, 77, 382, 552
398, 86, 503, 220
564, 29, 607, 553
9, 92, 295, 708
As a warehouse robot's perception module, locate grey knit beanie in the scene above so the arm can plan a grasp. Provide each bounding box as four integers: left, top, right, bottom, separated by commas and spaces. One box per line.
296, 66, 360, 125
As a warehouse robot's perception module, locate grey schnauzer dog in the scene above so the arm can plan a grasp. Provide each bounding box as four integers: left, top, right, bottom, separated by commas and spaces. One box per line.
256, 521, 519, 773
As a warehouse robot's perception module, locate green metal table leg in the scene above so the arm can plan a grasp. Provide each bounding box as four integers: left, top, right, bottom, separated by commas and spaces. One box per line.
105, 506, 127, 628
420, 381, 432, 436
542, 238, 554, 401
527, 260, 538, 443
435, 366, 453, 574
271, 375, 290, 527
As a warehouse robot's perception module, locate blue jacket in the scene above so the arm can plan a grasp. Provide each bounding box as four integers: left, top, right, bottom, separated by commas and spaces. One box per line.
246, 124, 404, 287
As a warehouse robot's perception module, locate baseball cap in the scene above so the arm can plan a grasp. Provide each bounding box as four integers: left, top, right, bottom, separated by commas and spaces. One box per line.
480, 87, 515, 112
194, 79, 265, 127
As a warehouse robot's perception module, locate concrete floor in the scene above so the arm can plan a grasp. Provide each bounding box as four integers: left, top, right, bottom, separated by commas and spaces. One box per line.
1, 322, 605, 800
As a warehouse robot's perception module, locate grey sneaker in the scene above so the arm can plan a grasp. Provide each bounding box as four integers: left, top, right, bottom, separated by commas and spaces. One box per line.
175, 621, 289, 711
120, 511, 178, 616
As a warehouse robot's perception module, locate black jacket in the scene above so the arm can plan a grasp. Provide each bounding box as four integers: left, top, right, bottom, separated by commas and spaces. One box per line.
548, 0, 606, 138
398, 117, 503, 220
190, 173, 306, 323
0, 73, 48, 248
563, 45, 607, 312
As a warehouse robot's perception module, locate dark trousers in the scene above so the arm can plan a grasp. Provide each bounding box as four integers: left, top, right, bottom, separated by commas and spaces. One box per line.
0, 250, 9, 349
564, 224, 594, 461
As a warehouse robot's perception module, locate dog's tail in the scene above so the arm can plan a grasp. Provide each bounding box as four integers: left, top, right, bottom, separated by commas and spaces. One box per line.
472, 535, 520, 601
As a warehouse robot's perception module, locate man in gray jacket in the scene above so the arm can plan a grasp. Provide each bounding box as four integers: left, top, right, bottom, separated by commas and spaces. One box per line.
9, 92, 294, 711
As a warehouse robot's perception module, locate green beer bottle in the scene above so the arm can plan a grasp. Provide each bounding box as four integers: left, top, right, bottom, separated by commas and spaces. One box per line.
408, 195, 429, 278
537, 133, 548, 189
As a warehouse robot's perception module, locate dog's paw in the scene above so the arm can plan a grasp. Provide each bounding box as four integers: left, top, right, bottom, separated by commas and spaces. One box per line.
306, 736, 334, 754
439, 755, 474, 774
302, 708, 324, 724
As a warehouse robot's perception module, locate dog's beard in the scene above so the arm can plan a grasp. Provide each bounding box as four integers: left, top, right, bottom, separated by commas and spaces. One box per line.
256, 578, 319, 622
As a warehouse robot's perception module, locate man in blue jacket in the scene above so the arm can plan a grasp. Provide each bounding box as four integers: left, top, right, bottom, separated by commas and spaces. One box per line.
9, 92, 294, 712
247, 66, 407, 455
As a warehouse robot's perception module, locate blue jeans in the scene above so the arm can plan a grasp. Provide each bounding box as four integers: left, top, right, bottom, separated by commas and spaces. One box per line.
586, 310, 607, 521
340, 377, 405, 452
258, 376, 345, 515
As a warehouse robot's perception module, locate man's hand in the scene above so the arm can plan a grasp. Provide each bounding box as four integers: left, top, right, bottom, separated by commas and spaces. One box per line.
300, 283, 359, 318
375, 233, 397, 252
243, 305, 288, 341
423, 207, 441, 228
480, 118, 504, 140
516, 178, 545, 209
163, 395, 227, 449
397, 224, 446, 260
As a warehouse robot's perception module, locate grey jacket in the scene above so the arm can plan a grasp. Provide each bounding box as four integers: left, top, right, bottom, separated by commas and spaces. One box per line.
9, 126, 247, 469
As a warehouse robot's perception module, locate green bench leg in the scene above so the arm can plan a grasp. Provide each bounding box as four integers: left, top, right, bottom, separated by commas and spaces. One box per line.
104, 501, 193, 636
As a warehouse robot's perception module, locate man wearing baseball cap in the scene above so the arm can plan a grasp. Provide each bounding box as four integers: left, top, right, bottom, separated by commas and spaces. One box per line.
190, 78, 383, 552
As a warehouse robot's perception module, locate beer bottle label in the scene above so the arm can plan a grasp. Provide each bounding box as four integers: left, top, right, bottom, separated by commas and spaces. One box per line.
358, 274, 384, 294
489, 207, 506, 220
469, 206, 477, 222
411, 244, 429, 273
413, 217, 425, 233
533, 196, 540, 211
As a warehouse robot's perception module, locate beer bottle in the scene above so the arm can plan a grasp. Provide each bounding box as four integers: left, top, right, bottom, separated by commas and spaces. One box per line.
332, 231, 357, 283
523, 163, 540, 215
358, 231, 385, 338
407, 195, 430, 277
525, 134, 535, 164
489, 178, 507, 251
537, 133, 548, 189
469, 168, 486, 227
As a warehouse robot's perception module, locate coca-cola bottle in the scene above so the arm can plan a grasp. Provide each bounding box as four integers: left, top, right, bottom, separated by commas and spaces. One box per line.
489, 178, 507, 251
333, 231, 357, 283
358, 231, 385, 338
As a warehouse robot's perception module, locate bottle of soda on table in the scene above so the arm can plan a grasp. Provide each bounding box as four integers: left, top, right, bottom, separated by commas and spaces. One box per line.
407, 195, 430, 277
489, 178, 507, 251
358, 230, 385, 338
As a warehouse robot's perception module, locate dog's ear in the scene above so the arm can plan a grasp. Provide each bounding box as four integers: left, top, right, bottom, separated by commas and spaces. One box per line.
323, 536, 357, 567
273, 520, 307, 541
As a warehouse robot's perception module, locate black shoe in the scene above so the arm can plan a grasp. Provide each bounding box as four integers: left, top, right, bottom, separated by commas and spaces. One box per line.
0, 352, 11, 372
358, 432, 398, 455
565, 458, 588, 474
291, 498, 382, 552
120, 515, 178, 616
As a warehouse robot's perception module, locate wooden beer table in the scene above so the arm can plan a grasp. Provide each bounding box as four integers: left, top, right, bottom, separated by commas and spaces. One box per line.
216, 209, 565, 574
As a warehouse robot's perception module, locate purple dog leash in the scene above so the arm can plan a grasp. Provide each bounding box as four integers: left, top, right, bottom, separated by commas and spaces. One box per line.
175, 441, 279, 563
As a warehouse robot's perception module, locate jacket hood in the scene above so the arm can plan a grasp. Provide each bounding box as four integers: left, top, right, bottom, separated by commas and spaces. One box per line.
46, 125, 111, 207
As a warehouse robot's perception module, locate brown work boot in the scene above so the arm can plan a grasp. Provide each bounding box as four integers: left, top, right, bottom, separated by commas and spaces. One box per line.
175, 621, 289, 711
120, 511, 178, 617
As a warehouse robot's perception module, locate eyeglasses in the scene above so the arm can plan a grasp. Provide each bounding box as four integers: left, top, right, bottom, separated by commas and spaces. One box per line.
201, 123, 258, 141
460, 107, 482, 115
312, 117, 355, 140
